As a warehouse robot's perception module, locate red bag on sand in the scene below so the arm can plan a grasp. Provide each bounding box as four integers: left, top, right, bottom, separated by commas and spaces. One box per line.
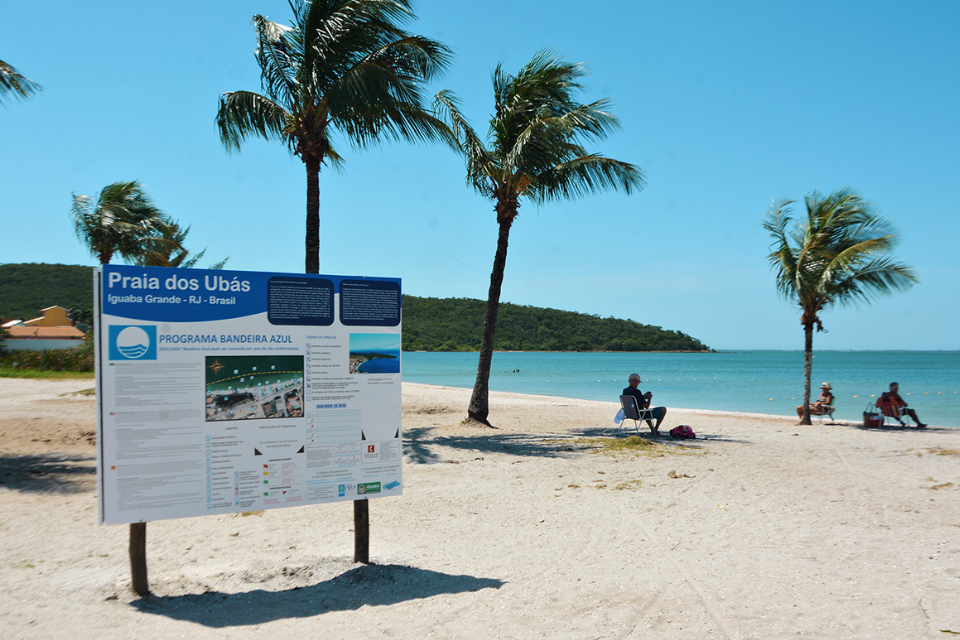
670, 425, 696, 439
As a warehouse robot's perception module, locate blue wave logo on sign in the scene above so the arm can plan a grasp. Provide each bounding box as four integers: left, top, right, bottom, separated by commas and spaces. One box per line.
109, 325, 157, 360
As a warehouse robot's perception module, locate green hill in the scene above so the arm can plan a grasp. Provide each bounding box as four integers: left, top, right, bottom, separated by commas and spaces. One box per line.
0, 263, 94, 320
402, 296, 709, 352
0, 263, 710, 352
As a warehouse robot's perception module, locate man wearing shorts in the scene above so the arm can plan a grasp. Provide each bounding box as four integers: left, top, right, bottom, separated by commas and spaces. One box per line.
622, 373, 667, 435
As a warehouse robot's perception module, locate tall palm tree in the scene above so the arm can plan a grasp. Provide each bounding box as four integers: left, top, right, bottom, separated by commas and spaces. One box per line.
436, 51, 645, 425
217, 0, 452, 274
71, 181, 179, 264
0, 59, 42, 104
763, 189, 917, 424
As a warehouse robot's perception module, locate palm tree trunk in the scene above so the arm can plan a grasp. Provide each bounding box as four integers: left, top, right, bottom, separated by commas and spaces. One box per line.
468, 217, 514, 425
800, 322, 814, 425
304, 156, 321, 274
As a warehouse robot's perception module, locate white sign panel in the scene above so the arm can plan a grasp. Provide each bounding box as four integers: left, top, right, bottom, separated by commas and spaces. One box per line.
95, 265, 402, 525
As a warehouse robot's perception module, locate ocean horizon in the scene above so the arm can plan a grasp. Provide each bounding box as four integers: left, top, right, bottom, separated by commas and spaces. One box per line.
401, 350, 960, 428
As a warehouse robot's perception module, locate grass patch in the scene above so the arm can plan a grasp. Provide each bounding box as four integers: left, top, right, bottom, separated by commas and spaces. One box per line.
543, 435, 702, 458
67, 387, 96, 396
929, 482, 955, 490
613, 479, 644, 491
928, 447, 960, 457
239, 511, 264, 517
0, 367, 94, 380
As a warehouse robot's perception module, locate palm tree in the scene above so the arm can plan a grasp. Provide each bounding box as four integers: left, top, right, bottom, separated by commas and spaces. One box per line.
135, 218, 229, 269
71, 181, 179, 264
435, 51, 645, 425
217, 0, 452, 274
0, 59, 42, 104
763, 189, 917, 425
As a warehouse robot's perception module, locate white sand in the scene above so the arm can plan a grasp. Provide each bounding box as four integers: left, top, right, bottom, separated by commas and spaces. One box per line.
1, 378, 959, 639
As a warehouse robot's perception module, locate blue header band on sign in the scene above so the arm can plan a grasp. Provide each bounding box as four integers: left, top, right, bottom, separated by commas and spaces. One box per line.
101, 265, 400, 324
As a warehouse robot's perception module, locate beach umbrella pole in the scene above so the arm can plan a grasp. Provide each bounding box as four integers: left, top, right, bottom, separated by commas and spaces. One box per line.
129, 522, 149, 596
354, 499, 369, 564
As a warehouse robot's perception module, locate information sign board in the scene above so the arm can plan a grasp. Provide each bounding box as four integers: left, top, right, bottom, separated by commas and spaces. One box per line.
95, 265, 402, 525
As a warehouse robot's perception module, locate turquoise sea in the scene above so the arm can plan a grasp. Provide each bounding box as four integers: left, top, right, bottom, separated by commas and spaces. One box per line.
401, 351, 960, 428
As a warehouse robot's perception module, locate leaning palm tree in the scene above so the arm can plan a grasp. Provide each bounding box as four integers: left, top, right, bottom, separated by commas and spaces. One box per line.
0, 59, 42, 104
135, 218, 229, 269
436, 51, 645, 425
763, 189, 917, 425
71, 181, 179, 264
217, 0, 452, 274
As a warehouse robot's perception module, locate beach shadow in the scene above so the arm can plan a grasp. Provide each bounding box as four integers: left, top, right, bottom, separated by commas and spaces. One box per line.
0, 453, 95, 493
131, 563, 504, 627
404, 426, 599, 461
403, 425, 752, 462
844, 422, 944, 434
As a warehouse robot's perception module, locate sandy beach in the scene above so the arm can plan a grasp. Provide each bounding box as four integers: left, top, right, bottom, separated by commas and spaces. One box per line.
1, 378, 958, 639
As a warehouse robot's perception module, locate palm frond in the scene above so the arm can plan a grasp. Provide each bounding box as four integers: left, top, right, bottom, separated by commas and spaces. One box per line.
434, 90, 498, 190
253, 14, 300, 108
0, 60, 42, 105
217, 91, 291, 152
533, 155, 645, 202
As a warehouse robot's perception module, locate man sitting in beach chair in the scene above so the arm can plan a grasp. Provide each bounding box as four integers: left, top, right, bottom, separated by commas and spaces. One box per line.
877, 382, 926, 428
622, 373, 667, 436
796, 382, 834, 424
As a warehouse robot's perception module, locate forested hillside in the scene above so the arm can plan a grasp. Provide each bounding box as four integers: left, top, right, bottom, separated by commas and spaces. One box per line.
402, 296, 709, 352
0, 263, 94, 320
0, 264, 710, 352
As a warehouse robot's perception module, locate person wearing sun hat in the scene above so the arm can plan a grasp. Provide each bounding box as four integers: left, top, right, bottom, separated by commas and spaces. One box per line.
796, 382, 834, 424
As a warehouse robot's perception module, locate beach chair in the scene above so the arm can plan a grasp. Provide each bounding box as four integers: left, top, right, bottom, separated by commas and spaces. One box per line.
814, 400, 836, 424
876, 395, 906, 426
618, 395, 656, 436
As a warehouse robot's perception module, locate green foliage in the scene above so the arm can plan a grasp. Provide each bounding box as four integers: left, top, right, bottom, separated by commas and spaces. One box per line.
0, 336, 94, 372
0, 367, 94, 380
763, 189, 917, 329
132, 218, 228, 269
0, 263, 94, 320
402, 296, 710, 352
71, 180, 177, 264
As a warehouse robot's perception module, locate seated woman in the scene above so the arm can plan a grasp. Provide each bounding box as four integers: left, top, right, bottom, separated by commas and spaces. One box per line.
796, 382, 834, 424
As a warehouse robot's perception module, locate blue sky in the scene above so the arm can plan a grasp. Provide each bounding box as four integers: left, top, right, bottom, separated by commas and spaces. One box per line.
351, 333, 401, 353
3, 1, 958, 350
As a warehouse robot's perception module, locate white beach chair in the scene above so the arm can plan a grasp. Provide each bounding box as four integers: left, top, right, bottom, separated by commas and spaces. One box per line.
618, 395, 656, 436
814, 402, 836, 424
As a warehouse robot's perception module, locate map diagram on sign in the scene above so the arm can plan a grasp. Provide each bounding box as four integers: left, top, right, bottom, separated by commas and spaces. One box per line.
205, 355, 304, 421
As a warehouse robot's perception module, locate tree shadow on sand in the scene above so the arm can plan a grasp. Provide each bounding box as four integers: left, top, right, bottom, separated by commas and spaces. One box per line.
402, 424, 750, 463
0, 453, 95, 493
131, 563, 504, 627
403, 425, 601, 463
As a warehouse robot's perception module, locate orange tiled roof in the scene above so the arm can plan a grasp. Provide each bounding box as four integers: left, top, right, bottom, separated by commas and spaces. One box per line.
6, 325, 84, 339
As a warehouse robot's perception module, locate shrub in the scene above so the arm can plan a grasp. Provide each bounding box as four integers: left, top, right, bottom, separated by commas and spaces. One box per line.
0, 335, 94, 372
